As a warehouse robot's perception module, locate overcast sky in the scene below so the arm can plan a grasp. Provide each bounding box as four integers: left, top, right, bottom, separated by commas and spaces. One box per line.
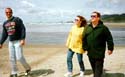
0, 0, 125, 23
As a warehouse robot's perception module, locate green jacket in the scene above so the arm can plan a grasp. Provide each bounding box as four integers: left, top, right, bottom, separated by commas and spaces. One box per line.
83, 21, 114, 59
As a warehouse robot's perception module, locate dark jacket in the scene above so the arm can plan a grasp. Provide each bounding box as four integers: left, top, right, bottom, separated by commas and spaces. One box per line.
83, 21, 114, 59
0, 16, 26, 45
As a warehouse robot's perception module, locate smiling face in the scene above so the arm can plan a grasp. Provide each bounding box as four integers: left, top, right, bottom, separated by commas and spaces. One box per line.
5, 8, 13, 19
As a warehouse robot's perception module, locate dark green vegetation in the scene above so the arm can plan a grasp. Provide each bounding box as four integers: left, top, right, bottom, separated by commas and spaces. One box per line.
101, 13, 125, 22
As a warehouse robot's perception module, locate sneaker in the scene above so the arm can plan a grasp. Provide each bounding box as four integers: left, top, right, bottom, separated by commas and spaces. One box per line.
64, 72, 72, 77
25, 69, 31, 75
10, 74, 17, 77
79, 71, 84, 77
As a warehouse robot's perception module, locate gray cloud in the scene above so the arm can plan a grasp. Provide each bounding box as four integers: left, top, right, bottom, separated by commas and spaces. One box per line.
0, 0, 124, 23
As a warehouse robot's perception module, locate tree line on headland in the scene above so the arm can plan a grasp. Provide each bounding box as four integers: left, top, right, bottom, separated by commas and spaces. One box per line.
101, 13, 125, 22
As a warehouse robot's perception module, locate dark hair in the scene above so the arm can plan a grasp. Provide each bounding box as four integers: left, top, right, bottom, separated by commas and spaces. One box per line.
77, 15, 87, 27
5, 7, 13, 13
92, 11, 101, 18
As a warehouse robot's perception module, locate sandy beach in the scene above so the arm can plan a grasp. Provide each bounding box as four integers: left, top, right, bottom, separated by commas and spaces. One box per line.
0, 44, 125, 77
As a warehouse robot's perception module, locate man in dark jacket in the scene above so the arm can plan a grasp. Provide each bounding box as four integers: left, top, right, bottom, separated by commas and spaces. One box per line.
83, 11, 114, 77
0, 7, 31, 77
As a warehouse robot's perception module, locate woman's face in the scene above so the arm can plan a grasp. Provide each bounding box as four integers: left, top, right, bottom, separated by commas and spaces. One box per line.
74, 17, 81, 26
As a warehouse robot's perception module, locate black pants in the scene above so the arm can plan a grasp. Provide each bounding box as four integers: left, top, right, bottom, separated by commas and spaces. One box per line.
88, 57, 104, 77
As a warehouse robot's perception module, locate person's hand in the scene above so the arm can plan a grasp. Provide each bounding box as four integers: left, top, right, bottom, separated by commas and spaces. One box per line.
0, 44, 3, 49
107, 50, 113, 55
20, 40, 25, 46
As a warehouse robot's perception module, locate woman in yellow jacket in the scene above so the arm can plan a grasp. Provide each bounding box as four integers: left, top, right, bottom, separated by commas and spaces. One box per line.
64, 15, 87, 77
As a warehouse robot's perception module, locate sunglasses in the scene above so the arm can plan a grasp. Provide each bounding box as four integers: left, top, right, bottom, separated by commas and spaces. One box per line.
91, 15, 97, 18
75, 19, 80, 21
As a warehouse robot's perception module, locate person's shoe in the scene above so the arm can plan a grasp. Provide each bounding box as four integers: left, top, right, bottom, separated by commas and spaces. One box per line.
10, 74, 17, 77
64, 72, 72, 77
79, 71, 84, 77
25, 69, 31, 75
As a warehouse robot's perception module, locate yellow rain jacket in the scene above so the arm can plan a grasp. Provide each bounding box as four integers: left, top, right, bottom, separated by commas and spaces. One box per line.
66, 25, 85, 54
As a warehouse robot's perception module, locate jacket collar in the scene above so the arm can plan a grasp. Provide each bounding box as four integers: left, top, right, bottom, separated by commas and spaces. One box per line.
89, 20, 103, 28
7, 16, 14, 21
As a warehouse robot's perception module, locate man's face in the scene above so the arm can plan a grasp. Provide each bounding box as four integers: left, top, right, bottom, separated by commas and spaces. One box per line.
5, 9, 13, 19
91, 13, 100, 23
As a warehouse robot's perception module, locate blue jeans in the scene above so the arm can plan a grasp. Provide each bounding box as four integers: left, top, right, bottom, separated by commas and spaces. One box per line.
9, 40, 31, 74
67, 49, 85, 72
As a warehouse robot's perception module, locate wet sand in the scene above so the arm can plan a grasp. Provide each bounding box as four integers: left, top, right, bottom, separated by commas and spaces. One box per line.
0, 44, 125, 77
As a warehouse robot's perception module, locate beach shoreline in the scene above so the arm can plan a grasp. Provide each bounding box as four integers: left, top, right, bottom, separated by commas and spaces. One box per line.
0, 23, 125, 77
1, 23, 125, 46
104, 23, 125, 28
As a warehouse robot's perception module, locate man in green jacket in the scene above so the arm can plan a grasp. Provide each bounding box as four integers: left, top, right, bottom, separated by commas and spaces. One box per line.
83, 11, 114, 77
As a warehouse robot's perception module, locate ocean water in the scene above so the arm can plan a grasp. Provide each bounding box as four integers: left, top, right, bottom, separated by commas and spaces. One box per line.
0, 23, 125, 45
25, 23, 72, 44
25, 23, 125, 45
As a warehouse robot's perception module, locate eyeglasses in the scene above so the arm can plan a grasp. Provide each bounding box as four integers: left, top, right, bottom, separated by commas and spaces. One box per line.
91, 15, 97, 18
75, 19, 80, 21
